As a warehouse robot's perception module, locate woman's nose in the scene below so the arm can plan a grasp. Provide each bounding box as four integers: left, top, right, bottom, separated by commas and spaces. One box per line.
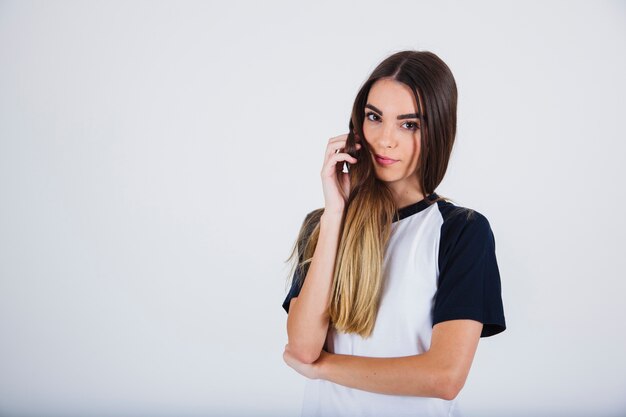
378, 125, 396, 148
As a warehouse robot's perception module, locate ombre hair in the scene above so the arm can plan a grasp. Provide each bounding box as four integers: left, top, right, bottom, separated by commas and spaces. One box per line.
286, 50, 459, 338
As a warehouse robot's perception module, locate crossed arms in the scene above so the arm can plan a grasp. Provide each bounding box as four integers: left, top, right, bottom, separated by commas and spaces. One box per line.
284, 296, 482, 401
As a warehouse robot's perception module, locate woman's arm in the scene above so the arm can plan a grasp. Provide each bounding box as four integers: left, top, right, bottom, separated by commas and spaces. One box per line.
286, 211, 343, 364
284, 319, 482, 400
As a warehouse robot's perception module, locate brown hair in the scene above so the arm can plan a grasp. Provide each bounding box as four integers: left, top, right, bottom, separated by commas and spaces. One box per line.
286, 50, 459, 338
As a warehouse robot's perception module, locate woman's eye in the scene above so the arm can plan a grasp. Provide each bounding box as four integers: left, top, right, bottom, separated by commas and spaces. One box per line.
365, 111, 380, 122
366, 112, 419, 130
404, 121, 420, 130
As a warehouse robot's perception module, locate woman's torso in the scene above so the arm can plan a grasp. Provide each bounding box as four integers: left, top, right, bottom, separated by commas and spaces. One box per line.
301, 198, 464, 417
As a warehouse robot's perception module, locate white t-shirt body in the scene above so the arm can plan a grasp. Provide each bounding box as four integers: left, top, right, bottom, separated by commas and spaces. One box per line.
283, 193, 506, 417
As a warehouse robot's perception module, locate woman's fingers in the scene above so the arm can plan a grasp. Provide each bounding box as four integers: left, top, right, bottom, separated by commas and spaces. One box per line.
321, 132, 363, 178
321, 154, 357, 176
330, 149, 358, 164
321, 133, 362, 211
327, 144, 361, 162
326, 134, 361, 157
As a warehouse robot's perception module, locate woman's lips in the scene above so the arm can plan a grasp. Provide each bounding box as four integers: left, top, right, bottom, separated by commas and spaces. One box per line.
375, 154, 398, 166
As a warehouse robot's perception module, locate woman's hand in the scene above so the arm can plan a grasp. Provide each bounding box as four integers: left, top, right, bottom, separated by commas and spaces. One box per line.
321, 133, 362, 215
283, 344, 329, 380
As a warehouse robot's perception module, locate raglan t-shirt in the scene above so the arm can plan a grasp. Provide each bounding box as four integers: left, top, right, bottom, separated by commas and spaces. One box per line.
282, 192, 506, 417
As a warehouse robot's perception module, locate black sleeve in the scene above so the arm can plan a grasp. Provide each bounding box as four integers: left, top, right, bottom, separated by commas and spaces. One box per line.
433, 209, 506, 337
282, 210, 318, 314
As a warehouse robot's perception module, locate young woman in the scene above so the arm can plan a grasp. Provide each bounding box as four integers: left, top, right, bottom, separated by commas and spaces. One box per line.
281, 50, 506, 417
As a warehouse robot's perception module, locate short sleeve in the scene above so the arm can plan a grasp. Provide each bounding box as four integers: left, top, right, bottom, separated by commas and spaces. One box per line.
282, 210, 318, 314
433, 209, 506, 337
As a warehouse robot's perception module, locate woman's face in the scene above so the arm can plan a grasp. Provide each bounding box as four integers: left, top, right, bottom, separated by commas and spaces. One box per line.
362, 78, 424, 195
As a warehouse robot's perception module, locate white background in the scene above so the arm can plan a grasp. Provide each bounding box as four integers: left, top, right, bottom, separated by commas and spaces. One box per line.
1, 1, 625, 416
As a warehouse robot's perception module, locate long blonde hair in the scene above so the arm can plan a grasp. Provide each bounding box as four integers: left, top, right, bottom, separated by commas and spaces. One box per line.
286, 50, 458, 338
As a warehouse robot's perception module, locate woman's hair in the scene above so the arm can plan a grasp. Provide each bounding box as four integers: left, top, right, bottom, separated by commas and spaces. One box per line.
286, 50, 459, 338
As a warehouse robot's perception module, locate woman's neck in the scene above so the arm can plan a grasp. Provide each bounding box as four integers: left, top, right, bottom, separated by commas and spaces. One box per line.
389, 186, 425, 209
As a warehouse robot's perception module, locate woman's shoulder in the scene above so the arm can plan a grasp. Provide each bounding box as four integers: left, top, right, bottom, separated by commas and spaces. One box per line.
293, 208, 324, 256
300, 208, 324, 234
434, 196, 488, 221
433, 197, 493, 238
303, 207, 324, 224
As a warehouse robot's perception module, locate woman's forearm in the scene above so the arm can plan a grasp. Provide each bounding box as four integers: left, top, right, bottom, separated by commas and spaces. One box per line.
316, 351, 459, 400
287, 211, 344, 364
314, 320, 482, 400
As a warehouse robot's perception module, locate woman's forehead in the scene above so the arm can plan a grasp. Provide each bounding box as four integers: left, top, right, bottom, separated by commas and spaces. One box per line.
366, 80, 423, 115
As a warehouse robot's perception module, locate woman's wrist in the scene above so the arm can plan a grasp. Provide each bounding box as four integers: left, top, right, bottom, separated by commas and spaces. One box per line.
321, 209, 344, 225
313, 350, 332, 380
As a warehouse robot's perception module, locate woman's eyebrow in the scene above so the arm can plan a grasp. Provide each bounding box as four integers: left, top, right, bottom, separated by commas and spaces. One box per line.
365, 103, 421, 120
